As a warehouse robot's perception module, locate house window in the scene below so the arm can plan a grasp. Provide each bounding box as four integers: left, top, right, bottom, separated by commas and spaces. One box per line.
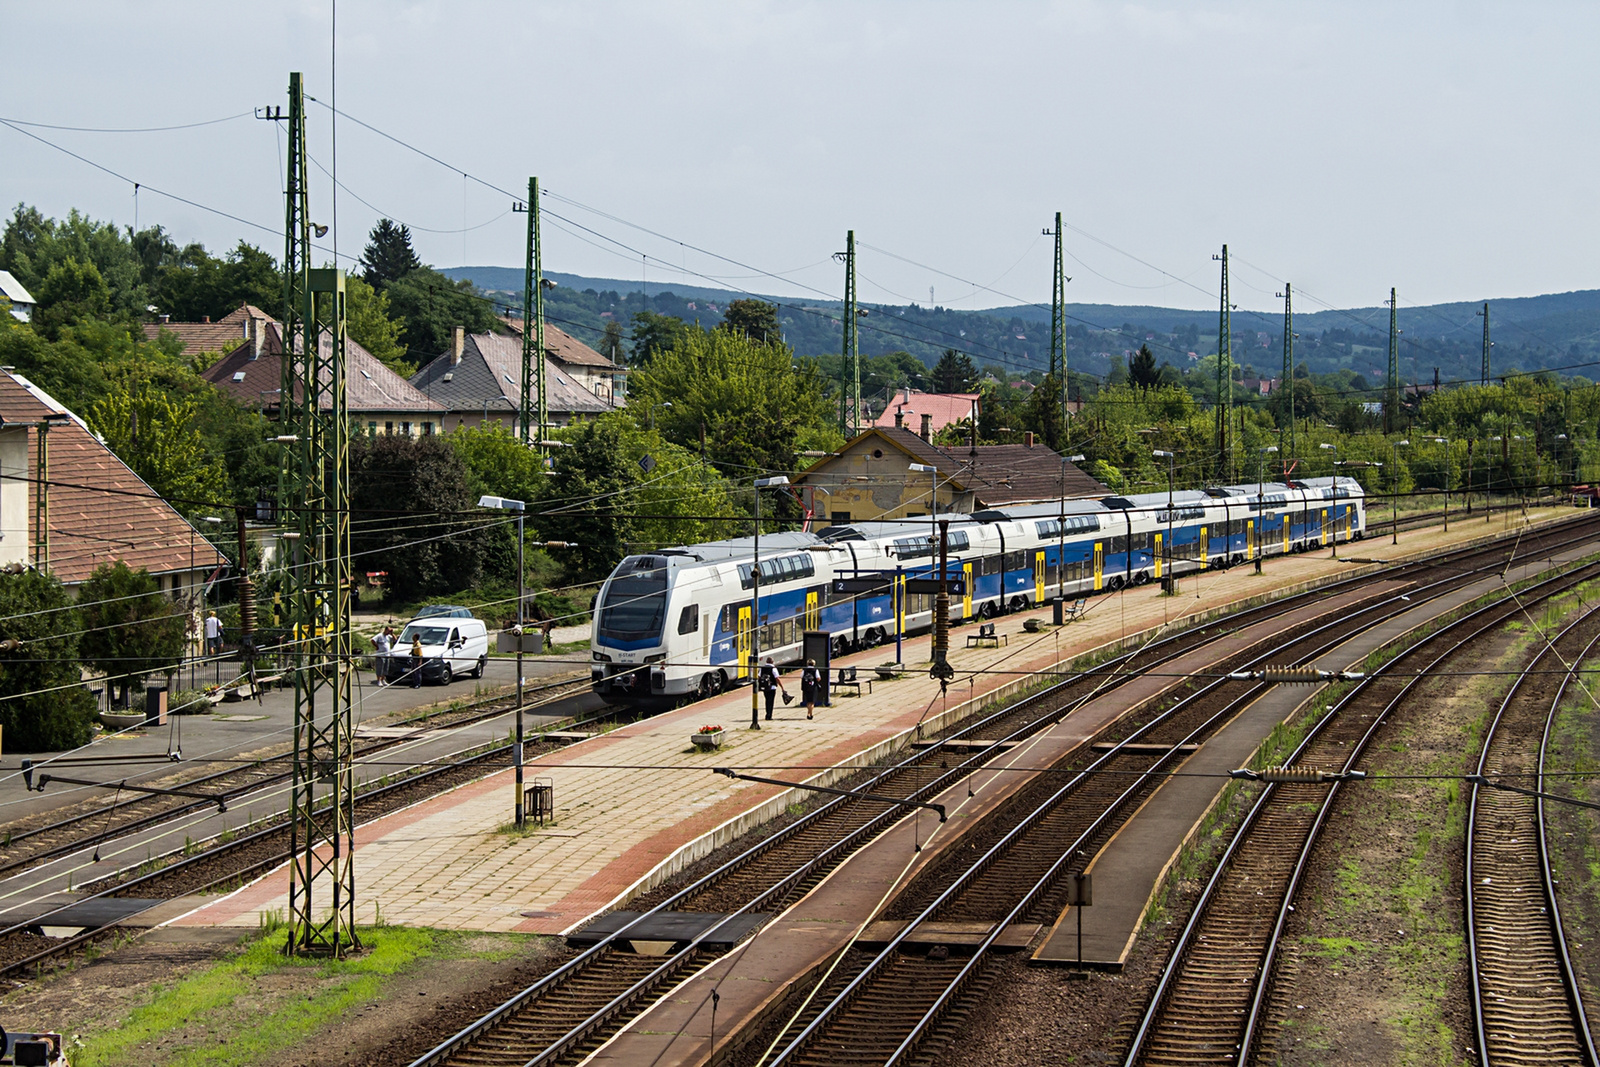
385, 421, 394, 435
831, 511, 850, 524
368, 421, 378, 435
401, 421, 412, 436
422, 422, 434, 436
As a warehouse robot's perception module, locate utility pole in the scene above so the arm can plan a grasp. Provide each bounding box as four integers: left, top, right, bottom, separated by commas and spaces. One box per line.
1478, 302, 1491, 386
513, 178, 545, 450
1385, 288, 1399, 435
837, 231, 861, 436
1213, 245, 1232, 483
275, 71, 357, 957
1277, 283, 1294, 478
1046, 212, 1068, 425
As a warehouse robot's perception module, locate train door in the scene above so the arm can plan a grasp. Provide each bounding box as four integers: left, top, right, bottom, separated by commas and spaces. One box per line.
962, 562, 973, 619
895, 572, 907, 633
1154, 532, 1163, 579
1199, 525, 1208, 567
1247, 519, 1256, 560
805, 590, 819, 631
1282, 516, 1290, 555
1033, 550, 1046, 603
1320, 508, 1330, 546
1093, 542, 1104, 591
736, 606, 752, 679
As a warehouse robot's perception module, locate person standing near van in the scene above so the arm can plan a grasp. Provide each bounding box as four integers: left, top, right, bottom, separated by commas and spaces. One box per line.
371, 628, 393, 686
758, 657, 787, 721
409, 634, 424, 688
800, 659, 822, 720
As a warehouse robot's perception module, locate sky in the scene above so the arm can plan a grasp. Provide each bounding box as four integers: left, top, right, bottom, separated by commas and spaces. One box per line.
2, 1, 1595, 316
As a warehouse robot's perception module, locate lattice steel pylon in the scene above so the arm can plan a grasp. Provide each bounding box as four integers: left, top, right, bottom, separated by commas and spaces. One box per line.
1215, 244, 1232, 482
1385, 287, 1399, 435
515, 177, 545, 448
278, 71, 357, 957
837, 231, 860, 435
1049, 211, 1067, 426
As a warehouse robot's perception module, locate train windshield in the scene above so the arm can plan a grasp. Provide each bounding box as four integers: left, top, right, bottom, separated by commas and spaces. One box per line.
598, 565, 669, 643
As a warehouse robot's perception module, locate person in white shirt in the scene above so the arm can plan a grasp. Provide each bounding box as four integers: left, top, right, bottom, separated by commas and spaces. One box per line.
204, 611, 224, 656
371, 627, 394, 686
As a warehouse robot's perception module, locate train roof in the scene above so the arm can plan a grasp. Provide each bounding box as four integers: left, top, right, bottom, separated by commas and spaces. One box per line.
640, 530, 824, 565
968, 498, 1110, 523
821, 518, 977, 542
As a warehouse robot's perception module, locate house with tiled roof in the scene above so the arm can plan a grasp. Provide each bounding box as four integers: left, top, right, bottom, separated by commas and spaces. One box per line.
409, 329, 619, 434
499, 317, 625, 403
0, 271, 38, 324
794, 426, 1107, 526
172, 307, 447, 436
0, 369, 225, 591
869, 388, 980, 438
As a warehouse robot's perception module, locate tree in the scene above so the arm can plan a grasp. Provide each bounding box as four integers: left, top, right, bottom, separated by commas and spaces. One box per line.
88, 385, 228, 506
597, 320, 626, 365
359, 219, 421, 288
627, 324, 839, 478
78, 561, 187, 710
930, 349, 979, 393
539, 418, 637, 583
1129, 344, 1160, 391
381, 266, 499, 365
32, 256, 111, 339
350, 434, 487, 600
718, 299, 781, 344
0, 569, 97, 750
629, 310, 692, 367
151, 241, 279, 323
345, 274, 411, 375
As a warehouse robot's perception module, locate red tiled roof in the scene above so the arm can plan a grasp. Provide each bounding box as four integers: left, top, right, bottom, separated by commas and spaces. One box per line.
870, 391, 980, 434
499, 318, 621, 370
200, 322, 445, 416
142, 304, 273, 355
0, 371, 225, 585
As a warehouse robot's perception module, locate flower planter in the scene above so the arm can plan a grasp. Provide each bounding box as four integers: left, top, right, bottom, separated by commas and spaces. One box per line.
100, 711, 145, 731
691, 729, 725, 750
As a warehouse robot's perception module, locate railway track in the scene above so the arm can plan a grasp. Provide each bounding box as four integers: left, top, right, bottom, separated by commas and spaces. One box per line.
1120, 568, 1600, 1066
1466, 618, 1600, 1065
0, 674, 596, 878
414, 520, 1600, 1067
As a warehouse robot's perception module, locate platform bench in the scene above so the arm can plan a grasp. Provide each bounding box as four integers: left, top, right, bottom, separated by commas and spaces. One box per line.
966, 622, 1007, 648
834, 666, 871, 697
1064, 597, 1088, 621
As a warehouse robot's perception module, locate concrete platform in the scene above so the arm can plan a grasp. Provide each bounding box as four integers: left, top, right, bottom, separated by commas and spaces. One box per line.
164, 509, 1584, 941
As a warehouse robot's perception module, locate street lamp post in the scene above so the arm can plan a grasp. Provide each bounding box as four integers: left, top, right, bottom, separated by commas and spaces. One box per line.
1319, 443, 1338, 557
908, 462, 938, 549
1433, 437, 1451, 532
1050, 454, 1086, 597
1256, 446, 1278, 574
478, 495, 528, 825
1153, 451, 1176, 591
649, 401, 673, 431
750, 475, 790, 730
1391, 440, 1409, 545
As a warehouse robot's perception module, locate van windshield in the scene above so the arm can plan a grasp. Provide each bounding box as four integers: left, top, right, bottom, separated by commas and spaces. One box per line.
399, 625, 450, 646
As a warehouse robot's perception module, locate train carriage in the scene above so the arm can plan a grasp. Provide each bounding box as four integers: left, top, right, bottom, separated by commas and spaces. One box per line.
591, 478, 1365, 708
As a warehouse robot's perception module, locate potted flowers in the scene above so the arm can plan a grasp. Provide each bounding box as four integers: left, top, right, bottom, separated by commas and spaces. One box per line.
692, 723, 725, 749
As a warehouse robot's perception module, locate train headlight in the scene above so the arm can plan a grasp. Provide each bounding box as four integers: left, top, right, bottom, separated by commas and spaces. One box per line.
593, 652, 611, 662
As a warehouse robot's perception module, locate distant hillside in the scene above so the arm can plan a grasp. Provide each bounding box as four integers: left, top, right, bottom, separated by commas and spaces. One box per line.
442, 266, 1600, 386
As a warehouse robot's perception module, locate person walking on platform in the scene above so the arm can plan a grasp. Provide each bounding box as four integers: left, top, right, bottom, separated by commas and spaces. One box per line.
758, 657, 788, 721
800, 659, 822, 720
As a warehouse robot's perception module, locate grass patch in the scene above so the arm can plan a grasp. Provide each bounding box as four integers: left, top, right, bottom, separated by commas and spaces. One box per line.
74, 926, 544, 1067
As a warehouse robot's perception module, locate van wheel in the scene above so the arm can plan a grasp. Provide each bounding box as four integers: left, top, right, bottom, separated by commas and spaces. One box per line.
439, 663, 453, 686
473, 656, 486, 679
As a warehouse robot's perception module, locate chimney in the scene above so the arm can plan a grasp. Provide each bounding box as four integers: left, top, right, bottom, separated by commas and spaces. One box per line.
159, 313, 170, 324
1025, 431, 1035, 448
902, 385, 912, 404
201, 315, 210, 324
451, 326, 465, 366
969, 419, 978, 457
894, 409, 904, 430
920, 413, 932, 442
248, 317, 262, 360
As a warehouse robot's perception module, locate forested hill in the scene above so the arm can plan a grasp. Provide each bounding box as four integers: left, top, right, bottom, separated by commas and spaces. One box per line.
443, 265, 1600, 387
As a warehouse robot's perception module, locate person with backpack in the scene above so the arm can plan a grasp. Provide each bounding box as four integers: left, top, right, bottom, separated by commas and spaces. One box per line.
800, 659, 822, 720
757, 656, 788, 721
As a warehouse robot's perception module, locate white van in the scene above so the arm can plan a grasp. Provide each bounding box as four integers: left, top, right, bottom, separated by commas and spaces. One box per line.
385, 615, 490, 686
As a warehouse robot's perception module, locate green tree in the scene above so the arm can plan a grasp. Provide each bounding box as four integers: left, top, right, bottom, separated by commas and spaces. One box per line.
381, 266, 498, 365
1129, 344, 1160, 390
627, 325, 839, 478
359, 219, 421, 288
32, 256, 111, 339
345, 274, 411, 375
930, 349, 979, 393
597, 319, 626, 365
88, 385, 228, 506
350, 434, 487, 600
0, 569, 97, 751
451, 421, 547, 507
539, 417, 637, 582
629, 310, 692, 367
77, 561, 187, 710
718, 299, 781, 343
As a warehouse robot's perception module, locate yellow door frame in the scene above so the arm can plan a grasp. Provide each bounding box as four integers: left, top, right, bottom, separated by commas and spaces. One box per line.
1033, 550, 1045, 603
1154, 532, 1163, 578
962, 562, 973, 619
736, 606, 752, 679
1093, 542, 1104, 591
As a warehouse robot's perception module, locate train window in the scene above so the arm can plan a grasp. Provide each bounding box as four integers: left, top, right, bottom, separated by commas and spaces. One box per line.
947, 530, 970, 551
678, 605, 699, 635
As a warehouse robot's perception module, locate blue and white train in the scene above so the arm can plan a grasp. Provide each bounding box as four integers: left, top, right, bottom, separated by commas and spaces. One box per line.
590, 477, 1365, 706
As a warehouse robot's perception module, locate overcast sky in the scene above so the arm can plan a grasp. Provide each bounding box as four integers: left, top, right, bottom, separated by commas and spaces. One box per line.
2, 1, 1594, 315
